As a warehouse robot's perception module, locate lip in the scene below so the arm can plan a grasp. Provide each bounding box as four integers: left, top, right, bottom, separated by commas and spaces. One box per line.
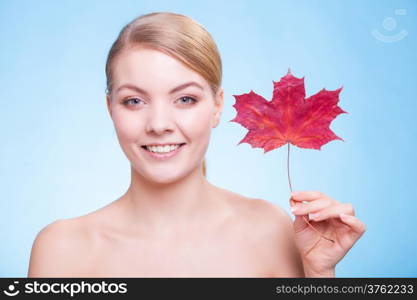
141, 143, 186, 161
143, 143, 185, 147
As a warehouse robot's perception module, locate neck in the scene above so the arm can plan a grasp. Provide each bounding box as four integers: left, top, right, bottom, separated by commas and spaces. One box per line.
120, 164, 223, 236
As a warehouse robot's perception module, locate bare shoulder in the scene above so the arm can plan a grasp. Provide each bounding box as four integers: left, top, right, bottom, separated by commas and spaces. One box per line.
28, 217, 91, 277
247, 198, 304, 277
247, 197, 292, 228
220, 187, 292, 233
220, 190, 304, 277
241, 197, 294, 242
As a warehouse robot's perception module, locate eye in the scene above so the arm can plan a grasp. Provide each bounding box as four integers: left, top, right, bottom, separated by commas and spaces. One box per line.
177, 96, 198, 105
123, 98, 144, 106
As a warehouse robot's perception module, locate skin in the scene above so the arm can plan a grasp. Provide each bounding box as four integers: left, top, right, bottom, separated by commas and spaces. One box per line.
290, 191, 367, 277
27, 47, 366, 278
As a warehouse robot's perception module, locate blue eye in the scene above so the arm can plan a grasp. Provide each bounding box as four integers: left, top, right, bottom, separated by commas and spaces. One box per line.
123, 98, 143, 106
178, 96, 197, 104
122, 96, 197, 107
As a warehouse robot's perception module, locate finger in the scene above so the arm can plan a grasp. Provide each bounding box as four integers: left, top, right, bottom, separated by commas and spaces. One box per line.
293, 214, 310, 234
290, 197, 333, 217
291, 190, 324, 202
309, 203, 354, 222
339, 213, 367, 240
289, 198, 310, 233
289, 198, 309, 219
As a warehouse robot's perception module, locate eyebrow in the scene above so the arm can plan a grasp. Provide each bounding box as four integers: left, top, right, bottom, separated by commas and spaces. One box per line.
115, 81, 205, 95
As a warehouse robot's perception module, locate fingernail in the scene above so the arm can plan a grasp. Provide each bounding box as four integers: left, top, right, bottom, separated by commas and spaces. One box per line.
290, 206, 298, 213
340, 213, 349, 219
310, 212, 320, 220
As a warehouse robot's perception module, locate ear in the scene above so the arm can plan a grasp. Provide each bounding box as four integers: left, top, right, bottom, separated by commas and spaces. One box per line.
106, 94, 112, 119
212, 88, 224, 128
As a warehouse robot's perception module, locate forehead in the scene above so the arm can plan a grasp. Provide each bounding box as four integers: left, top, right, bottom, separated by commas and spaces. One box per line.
112, 47, 209, 92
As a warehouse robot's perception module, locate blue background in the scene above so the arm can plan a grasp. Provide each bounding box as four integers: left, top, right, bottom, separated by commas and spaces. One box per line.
1, 0, 416, 277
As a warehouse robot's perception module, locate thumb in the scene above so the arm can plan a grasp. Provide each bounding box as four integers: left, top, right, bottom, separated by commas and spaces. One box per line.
290, 198, 309, 234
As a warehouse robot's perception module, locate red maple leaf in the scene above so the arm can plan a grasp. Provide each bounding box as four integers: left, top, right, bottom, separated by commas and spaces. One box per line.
230, 69, 348, 153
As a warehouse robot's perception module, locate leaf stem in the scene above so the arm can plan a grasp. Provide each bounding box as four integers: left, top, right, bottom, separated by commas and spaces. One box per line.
287, 143, 335, 243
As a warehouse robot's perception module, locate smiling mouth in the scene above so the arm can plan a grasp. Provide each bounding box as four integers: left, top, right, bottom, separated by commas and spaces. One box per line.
141, 143, 186, 152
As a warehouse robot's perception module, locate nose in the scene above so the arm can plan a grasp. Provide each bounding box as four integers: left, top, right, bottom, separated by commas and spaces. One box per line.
144, 101, 174, 135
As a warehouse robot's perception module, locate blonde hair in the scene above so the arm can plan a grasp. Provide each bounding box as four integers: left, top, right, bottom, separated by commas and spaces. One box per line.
105, 12, 223, 177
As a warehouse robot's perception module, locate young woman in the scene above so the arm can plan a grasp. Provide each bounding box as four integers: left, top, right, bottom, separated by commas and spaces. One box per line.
28, 12, 366, 278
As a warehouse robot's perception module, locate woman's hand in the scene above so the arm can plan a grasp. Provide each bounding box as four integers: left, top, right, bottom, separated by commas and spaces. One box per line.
289, 191, 366, 277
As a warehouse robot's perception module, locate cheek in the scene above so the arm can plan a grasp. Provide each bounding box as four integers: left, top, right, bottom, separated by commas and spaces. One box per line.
177, 105, 213, 139
112, 111, 142, 142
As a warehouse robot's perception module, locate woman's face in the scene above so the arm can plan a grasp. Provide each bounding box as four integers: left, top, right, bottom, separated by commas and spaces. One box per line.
106, 47, 223, 184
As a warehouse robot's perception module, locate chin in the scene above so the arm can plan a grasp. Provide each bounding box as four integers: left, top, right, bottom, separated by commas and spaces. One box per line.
150, 174, 180, 184
141, 168, 187, 185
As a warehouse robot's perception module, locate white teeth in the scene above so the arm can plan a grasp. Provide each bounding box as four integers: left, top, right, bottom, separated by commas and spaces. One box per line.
145, 144, 181, 153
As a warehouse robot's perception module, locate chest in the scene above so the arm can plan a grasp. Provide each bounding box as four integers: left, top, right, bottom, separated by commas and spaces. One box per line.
84, 230, 272, 277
